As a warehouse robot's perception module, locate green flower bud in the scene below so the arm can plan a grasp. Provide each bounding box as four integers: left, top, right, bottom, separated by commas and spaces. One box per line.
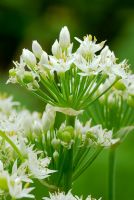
9, 68, 16, 77
0, 176, 8, 191
61, 131, 72, 143
63, 126, 74, 138
51, 138, 60, 150
114, 80, 126, 91
53, 151, 59, 161
127, 95, 134, 107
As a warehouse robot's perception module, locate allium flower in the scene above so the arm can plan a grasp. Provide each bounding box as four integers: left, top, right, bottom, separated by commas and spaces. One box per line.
0, 95, 19, 115
0, 160, 34, 199
43, 191, 101, 200
8, 26, 129, 114
23, 146, 55, 180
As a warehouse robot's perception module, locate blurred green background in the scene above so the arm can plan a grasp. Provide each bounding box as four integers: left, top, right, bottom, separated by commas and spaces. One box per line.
0, 0, 134, 199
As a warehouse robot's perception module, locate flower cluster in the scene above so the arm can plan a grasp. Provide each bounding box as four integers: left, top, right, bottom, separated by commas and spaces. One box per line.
3, 26, 133, 199
43, 191, 101, 200
8, 26, 129, 113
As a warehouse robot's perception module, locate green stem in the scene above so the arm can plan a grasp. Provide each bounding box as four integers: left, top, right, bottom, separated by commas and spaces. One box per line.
108, 148, 116, 200
0, 131, 24, 161
63, 115, 75, 193
39, 180, 58, 192
64, 148, 73, 193
73, 147, 102, 181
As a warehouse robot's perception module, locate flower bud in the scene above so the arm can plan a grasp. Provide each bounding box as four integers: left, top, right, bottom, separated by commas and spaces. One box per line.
127, 95, 134, 107
53, 151, 59, 161
23, 71, 34, 84
63, 126, 74, 138
61, 131, 72, 143
0, 176, 8, 191
51, 138, 60, 150
59, 26, 70, 49
32, 40, 43, 59
33, 121, 42, 136
39, 51, 49, 65
114, 80, 126, 91
22, 49, 36, 68
52, 40, 61, 58
9, 68, 16, 77
42, 106, 56, 131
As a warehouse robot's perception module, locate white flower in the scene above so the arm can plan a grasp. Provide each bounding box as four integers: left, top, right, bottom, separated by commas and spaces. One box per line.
43, 191, 101, 200
0, 96, 19, 115
0, 160, 34, 199
32, 40, 43, 59
75, 35, 105, 60
74, 54, 101, 76
75, 119, 119, 147
59, 26, 71, 49
23, 146, 55, 179
22, 49, 36, 68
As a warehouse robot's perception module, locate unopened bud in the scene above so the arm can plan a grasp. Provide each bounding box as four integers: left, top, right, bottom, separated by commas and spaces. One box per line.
59, 26, 70, 49
33, 121, 42, 136
114, 80, 126, 91
61, 131, 72, 143
53, 151, 59, 161
39, 51, 49, 65
9, 68, 16, 77
22, 49, 36, 68
51, 138, 60, 150
52, 40, 61, 58
127, 95, 134, 107
32, 40, 43, 59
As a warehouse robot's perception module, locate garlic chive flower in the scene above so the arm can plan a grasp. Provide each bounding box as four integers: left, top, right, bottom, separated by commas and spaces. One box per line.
43, 191, 101, 200
8, 26, 129, 114
0, 160, 34, 199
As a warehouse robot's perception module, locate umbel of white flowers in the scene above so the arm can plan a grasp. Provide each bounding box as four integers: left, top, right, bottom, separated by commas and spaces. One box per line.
43, 191, 102, 200
7, 26, 131, 115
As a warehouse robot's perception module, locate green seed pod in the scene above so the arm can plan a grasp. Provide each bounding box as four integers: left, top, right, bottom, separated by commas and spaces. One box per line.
61, 131, 72, 143
23, 72, 34, 84
63, 126, 74, 138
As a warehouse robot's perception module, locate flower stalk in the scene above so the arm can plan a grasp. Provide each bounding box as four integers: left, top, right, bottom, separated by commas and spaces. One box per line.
108, 148, 116, 200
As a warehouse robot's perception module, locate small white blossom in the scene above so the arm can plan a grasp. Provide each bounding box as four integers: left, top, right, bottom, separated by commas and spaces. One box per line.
43, 191, 101, 200
22, 146, 55, 179
0, 160, 34, 199
75, 119, 119, 147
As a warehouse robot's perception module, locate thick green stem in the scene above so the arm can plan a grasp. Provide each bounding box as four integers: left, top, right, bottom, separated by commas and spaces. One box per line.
63, 115, 75, 193
108, 148, 116, 200
64, 148, 73, 193
0, 131, 24, 161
